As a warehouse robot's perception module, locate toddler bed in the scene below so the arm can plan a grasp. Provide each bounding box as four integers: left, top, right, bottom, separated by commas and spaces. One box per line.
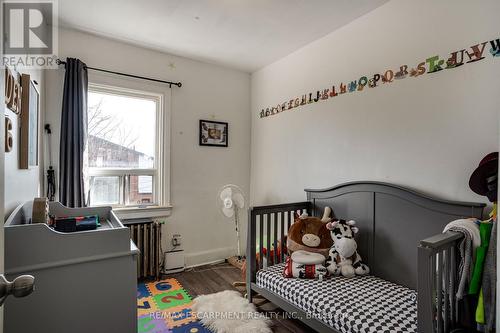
246, 182, 485, 333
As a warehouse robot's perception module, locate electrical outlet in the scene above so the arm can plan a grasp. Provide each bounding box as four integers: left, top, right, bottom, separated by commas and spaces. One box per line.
172, 234, 182, 247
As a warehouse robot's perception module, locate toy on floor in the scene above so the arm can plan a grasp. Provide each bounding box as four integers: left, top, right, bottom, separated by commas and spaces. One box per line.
325, 219, 370, 278
137, 278, 197, 332
283, 207, 334, 279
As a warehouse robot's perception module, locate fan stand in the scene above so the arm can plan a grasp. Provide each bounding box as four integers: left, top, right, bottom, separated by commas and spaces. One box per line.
227, 206, 245, 269
227, 206, 262, 302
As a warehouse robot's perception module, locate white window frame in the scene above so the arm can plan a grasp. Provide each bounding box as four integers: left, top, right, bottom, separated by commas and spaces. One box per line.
86, 82, 170, 211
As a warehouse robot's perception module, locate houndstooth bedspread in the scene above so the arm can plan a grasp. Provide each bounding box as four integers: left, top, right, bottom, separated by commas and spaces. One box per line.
256, 263, 417, 333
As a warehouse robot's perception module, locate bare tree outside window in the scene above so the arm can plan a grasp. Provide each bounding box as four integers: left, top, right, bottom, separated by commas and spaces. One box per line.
87, 98, 145, 168
86, 89, 157, 206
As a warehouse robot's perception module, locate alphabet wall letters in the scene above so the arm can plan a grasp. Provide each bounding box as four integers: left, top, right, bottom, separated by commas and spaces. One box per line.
260, 36, 499, 119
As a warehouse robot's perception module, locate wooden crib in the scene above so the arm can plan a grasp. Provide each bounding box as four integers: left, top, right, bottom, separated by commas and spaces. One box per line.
246, 181, 485, 333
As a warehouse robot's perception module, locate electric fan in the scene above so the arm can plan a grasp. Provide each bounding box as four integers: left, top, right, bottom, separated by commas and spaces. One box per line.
217, 184, 245, 262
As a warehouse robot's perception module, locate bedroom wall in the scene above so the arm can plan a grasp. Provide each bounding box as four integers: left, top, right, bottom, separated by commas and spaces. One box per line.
250, 0, 500, 207
44, 28, 251, 267
4, 68, 44, 216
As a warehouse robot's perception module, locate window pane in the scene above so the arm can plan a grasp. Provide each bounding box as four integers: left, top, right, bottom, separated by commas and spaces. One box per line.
127, 175, 154, 205
138, 175, 153, 194
89, 176, 120, 205
87, 91, 156, 169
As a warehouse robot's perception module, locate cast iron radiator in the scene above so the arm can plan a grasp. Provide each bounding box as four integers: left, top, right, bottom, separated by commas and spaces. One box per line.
126, 220, 162, 280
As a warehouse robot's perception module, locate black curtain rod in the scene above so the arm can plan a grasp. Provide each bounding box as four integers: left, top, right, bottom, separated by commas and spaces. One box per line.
56, 59, 182, 88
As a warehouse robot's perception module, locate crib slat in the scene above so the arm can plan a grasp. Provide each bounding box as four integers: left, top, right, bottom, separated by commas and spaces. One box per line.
259, 215, 263, 269
273, 213, 278, 265
266, 214, 271, 267
280, 212, 285, 263
443, 248, 450, 333
436, 251, 443, 333
287, 211, 292, 232
450, 245, 456, 324
431, 253, 436, 330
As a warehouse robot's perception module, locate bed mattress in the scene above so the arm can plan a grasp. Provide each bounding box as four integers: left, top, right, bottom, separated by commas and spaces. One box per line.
256, 263, 417, 333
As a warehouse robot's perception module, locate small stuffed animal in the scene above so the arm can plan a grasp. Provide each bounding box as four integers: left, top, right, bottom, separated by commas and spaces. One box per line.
283, 207, 334, 279
325, 219, 370, 278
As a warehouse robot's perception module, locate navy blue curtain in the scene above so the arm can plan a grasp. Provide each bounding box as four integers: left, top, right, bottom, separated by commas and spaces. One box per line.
59, 58, 88, 207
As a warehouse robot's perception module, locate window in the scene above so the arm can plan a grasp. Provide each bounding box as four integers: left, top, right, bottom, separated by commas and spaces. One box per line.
85, 84, 167, 208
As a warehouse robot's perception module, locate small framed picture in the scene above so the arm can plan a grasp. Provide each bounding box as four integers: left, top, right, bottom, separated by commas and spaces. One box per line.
199, 120, 228, 147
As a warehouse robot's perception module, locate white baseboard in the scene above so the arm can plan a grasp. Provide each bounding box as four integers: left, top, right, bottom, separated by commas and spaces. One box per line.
186, 258, 226, 269
184, 247, 235, 267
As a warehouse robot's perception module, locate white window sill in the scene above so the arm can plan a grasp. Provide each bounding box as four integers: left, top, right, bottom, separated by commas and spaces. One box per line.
113, 205, 172, 220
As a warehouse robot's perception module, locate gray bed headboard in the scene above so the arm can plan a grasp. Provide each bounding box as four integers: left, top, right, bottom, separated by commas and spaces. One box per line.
305, 181, 485, 289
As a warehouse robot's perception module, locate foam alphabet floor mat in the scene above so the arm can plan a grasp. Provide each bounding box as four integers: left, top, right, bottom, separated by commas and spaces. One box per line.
138, 278, 213, 333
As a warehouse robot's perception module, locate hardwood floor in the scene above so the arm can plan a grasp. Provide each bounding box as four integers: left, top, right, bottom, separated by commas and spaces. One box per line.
163, 262, 314, 333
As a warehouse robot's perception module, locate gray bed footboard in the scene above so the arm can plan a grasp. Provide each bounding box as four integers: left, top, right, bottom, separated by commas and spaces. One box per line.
418, 231, 463, 333
247, 182, 485, 333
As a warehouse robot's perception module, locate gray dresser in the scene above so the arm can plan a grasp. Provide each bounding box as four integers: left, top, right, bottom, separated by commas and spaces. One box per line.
4, 201, 138, 333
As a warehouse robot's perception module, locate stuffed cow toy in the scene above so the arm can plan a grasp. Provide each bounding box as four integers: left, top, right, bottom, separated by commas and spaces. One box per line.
325, 219, 370, 278
283, 207, 334, 279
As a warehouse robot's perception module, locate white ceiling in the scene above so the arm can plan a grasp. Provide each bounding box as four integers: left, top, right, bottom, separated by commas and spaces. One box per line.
57, 0, 388, 72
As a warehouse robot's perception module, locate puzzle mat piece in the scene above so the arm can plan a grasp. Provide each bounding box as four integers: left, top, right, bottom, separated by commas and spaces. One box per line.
147, 279, 183, 296
138, 315, 172, 333
138, 296, 159, 317
150, 302, 194, 326
153, 289, 192, 310
171, 321, 212, 333
138, 283, 152, 299
163, 305, 196, 328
